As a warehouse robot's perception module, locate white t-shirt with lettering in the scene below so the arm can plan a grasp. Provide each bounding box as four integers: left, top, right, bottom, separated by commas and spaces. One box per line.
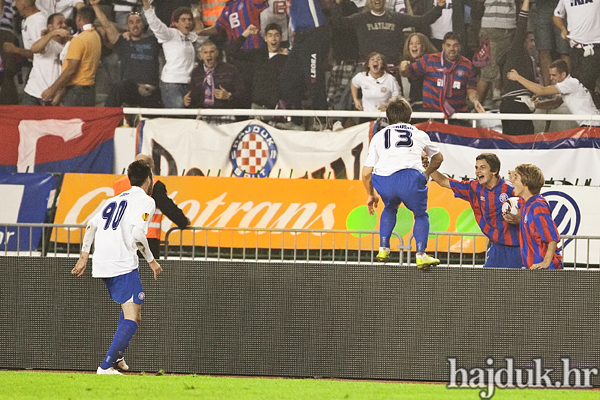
554, 0, 600, 44
554, 75, 600, 126
91, 186, 155, 278
365, 123, 440, 176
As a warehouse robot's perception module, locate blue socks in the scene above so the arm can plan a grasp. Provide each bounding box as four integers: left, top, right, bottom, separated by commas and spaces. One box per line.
379, 206, 398, 249
380, 207, 430, 253
413, 212, 430, 254
100, 313, 138, 370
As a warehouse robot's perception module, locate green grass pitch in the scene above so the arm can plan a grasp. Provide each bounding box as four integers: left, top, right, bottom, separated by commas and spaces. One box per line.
1, 371, 599, 400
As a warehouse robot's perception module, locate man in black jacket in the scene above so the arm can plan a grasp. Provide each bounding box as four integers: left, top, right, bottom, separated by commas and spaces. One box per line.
184, 40, 245, 121
227, 22, 286, 111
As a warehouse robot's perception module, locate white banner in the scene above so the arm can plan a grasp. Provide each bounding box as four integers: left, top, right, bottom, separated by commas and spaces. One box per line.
138, 119, 371, 180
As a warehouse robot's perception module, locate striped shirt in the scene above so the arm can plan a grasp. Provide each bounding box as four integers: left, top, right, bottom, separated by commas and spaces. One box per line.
0, 0, 14, 32
450, 178, 520, 246
518, 194, 563, 269
287, 0, 326, 33
216, 0, 268, 50
408, 52, 477, 113
481, 0, 516, 29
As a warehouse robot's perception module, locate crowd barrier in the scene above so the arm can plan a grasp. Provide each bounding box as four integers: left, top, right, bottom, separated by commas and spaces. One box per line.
4, 223, 599, 268
2, 256, 599, 384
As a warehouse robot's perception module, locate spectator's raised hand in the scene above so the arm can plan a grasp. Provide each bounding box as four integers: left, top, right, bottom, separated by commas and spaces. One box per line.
507, 69, 520, 81
399, 60, 410, 74
436, 0, 446, 6
89, 0, 100, 5
242, 24, 259, 38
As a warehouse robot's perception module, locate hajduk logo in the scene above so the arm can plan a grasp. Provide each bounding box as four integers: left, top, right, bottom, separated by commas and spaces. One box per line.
230, 124, 278, 178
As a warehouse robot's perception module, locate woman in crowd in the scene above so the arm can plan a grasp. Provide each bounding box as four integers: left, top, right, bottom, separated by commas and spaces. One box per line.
351, 52, 401, 115
400, 32, 438, 112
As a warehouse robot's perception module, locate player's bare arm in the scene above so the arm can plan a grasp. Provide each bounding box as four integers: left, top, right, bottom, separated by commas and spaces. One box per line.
530, 240, 558, 269
361, 166, 379, 215
72, 220, 97, 277
423, 152, 443, 181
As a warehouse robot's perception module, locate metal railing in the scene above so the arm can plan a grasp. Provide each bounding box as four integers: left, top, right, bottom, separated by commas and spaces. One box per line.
164, 226, 408, 265
2, 223, 599, 269
0, 223, 86, 257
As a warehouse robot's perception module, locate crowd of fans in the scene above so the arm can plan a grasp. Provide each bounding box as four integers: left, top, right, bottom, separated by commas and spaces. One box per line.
0, 0, 598, 132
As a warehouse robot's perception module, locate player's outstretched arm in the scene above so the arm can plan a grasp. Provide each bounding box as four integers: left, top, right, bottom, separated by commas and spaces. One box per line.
132, 225, 163, 280
72, 220, 97, 277
430, 171, 450, 189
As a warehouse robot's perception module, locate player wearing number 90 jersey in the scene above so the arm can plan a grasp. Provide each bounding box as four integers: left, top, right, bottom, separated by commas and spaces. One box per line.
71, 160, 163, 375
362, 97, 444, 269
90, 184, 156, 278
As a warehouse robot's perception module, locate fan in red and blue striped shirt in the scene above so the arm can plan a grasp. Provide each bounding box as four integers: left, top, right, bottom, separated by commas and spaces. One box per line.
216, 0, 269, 50
431, 153, 524, 268
518, 195, 563, 269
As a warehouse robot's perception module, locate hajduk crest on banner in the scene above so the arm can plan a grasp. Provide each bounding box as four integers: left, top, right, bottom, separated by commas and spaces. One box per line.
230, 124, 278, 177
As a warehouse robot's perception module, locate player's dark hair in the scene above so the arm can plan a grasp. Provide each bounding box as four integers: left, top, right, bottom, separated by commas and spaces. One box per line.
265, 22, 282, 35
363, 52, 388, 74
386, 97, 412, 124
171, 7, 193, 27
47, 13, 62, 26
515, 163, 545, 195
128, 160, 152, 187
550, 59, 569, 75
443, 31, 461, 45
76, 6, 96, 24
476, 153, 501, 178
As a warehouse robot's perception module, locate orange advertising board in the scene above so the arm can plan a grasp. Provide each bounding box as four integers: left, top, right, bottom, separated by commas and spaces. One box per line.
53, 174, 487, 252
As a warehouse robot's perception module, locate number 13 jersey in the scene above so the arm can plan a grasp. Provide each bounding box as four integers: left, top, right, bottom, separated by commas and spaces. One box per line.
364, 123, 440, 176
90, 186, 156, 278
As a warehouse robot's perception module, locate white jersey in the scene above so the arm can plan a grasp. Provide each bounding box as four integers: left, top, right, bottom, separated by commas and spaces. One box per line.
554, 0, 600, 44
91, 186, 155, 278
554, 75, 600, 126
351, 72, 401, 112
365, 122, 440, 176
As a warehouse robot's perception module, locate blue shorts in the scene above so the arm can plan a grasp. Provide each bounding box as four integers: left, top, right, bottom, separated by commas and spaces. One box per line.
102, 268, 145, 304
372, 169, 428, 215
484, 242, 525, 269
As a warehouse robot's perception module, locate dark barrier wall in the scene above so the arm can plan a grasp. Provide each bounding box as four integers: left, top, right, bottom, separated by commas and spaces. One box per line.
1, 257, 599, 384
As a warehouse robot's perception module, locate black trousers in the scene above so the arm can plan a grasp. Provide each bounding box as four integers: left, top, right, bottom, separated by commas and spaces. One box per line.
499, 97, 534, 135
280, 26, 330, 112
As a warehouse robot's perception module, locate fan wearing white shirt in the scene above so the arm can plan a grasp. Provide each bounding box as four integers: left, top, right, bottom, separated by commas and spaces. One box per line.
351, 52, 401, 113
142, 0, 199, 108
35, 0, 82, 21
3, 0, 46, 62
22, 12, 70, 105
507, 59, 600, 127
72, 160, 163, 375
